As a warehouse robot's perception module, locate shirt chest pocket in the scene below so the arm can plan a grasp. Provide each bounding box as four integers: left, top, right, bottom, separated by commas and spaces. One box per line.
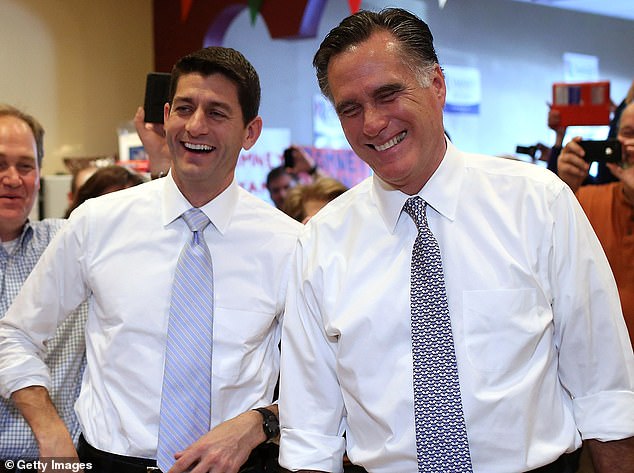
462, 289, 550, 373
212, 308, 277, 380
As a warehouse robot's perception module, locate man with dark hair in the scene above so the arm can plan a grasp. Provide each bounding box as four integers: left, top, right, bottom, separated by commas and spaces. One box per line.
0, 104, 86, 470
279, 8, 633, 473
266, 146, 325, 210
0, 47, 300, 473
266, 166, 299, 209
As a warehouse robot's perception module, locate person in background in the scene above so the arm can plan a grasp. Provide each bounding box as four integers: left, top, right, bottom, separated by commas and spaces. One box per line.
0, 46, 300, 473
66, 165, 97, 210
266, 165, 299, 210
268, 146, 328, 211
558, 101, 634, 349
64, 164, 145, 217
279, 8, 633, 473
283, 177, 348, 224
282, 145, 326, 182
0, 104, 87, 471
547, 79, 634, 184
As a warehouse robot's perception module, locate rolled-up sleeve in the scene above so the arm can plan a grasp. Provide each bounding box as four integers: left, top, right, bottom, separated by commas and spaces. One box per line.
0, 210, 90, 398
279, 238, 346, 472
550, 185, 634, 441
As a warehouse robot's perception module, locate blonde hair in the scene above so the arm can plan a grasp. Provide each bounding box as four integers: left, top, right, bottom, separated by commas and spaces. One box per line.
283, 177, 348, 222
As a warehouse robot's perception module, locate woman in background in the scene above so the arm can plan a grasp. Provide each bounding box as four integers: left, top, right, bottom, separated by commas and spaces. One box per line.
65, 165, 145, 218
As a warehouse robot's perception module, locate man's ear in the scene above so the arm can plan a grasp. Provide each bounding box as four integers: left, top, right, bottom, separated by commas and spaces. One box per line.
432, 64, 446, 107
242, 116, 263, 151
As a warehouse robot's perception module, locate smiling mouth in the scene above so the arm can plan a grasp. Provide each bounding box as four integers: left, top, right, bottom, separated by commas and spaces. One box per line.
373, 131, 407, 152
183, 142, 216, 153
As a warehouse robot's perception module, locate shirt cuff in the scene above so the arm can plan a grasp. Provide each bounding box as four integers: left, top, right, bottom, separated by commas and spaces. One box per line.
279, 428, 346, 473
573, 390, 634, 441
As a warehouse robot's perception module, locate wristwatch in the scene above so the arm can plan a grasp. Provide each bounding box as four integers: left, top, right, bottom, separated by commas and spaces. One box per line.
254, 407, 280, 441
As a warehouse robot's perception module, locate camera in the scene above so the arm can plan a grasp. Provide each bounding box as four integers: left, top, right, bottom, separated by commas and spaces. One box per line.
579, 139, 622, 164
283, 148, 295, 168
143, 72, 171, 124
516, 145, 540, 160
515, 144, 548, 161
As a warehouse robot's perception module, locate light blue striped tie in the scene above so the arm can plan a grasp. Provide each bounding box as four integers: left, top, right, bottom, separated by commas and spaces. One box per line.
404, 197, 473, 473
157, 208, 213, 471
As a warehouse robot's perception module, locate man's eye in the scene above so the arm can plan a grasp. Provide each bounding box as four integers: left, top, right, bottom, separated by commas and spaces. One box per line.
377, 91, 397, 102
209, 110, 227, 119
339, 106, 360, 118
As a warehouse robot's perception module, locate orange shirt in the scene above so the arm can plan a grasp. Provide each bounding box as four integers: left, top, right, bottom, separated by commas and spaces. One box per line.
576, 182, 634, 348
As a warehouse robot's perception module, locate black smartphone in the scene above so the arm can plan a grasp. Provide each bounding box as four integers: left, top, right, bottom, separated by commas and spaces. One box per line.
579, 139, 622, 164
283, 148, 295, 168
143, 72, 171, 123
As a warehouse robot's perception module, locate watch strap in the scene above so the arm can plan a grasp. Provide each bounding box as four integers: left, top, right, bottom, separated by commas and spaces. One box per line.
254, 407, 279, 441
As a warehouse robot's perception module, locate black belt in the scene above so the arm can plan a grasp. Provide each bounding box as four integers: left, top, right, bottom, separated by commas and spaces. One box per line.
77, 435, 160, 473
77, 434, 279, 473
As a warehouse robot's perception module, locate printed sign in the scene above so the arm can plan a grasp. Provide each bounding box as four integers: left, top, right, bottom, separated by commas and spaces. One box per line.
444, 65, 481, 114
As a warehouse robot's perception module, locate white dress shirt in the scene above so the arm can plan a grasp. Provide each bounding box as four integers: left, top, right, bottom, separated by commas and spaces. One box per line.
279, 142, 634, 473
0, 173, 301, 458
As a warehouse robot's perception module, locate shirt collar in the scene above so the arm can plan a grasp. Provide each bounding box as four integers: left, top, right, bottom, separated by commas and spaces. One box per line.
17, 220, 33, 247
373, 139, 464, 233
161, 171, 239, 235
0, 221, 33, 257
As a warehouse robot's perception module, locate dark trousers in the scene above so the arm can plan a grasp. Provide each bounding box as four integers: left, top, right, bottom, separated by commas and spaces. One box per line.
77, 435, 280, 473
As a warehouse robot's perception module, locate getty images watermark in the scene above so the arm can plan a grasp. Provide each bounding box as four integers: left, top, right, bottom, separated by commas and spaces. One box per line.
3, 459, 92, 472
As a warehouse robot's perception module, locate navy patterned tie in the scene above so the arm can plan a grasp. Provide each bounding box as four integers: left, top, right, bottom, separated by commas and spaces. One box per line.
157, 208, 213, 471
403, 196, 473, 473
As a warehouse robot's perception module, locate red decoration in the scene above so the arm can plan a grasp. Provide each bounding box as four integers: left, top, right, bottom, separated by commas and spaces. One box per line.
348, 0, 361, 13
154, 0, 328, 71
180, 0, 193, 22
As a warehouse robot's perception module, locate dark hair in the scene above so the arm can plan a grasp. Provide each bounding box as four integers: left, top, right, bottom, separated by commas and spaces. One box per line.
0, 104, 45, 167
169, 46, 261, 125
65, 165, 145, 217
266, 165, 298, 189
313, 8, 439, 101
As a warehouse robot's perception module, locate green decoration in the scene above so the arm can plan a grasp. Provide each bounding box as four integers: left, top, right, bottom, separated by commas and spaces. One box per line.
248, 0, 264, 25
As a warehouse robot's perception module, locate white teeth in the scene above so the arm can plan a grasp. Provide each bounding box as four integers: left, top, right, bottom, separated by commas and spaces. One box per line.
375, 131, 406, 152
184, 142, 214, 152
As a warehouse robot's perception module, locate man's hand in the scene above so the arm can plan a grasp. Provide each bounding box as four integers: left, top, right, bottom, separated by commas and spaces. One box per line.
133, 106, 171, 177
558, 137, 590, 193
167, 409, 268, 473
285, 146, 316, 175
285, 146, 328, 181
607, 131, 634, 205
